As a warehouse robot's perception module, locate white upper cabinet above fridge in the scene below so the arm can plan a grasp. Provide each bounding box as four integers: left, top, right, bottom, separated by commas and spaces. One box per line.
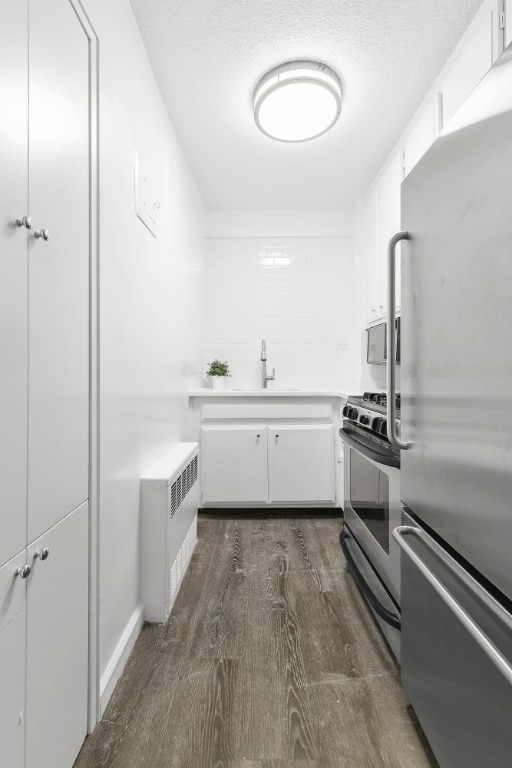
376, 154, 402, 316
361, 0, 504, 329
402, 0, 502, 179
361, 152, 401, 324
440, 0, 499, 128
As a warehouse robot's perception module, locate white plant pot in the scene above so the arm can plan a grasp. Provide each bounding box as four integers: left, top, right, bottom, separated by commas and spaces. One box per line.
209, 376, 227, 390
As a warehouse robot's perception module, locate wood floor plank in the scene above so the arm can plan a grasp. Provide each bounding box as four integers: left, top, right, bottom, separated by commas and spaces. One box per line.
74, 515, 438, 768
264, 544, 317, 760
312, 670, 438, 768
165, 518, 250, 660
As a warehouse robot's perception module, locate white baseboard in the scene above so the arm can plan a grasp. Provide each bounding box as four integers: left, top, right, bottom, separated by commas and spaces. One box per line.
99, 604, 144, 716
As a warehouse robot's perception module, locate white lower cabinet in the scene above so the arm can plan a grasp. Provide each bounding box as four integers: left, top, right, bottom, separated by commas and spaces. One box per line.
0, 503, 88, 768
0, 551, 27, 768
202, 425, 268, 503
201, 424, 334, 505
268, 425, 334, 503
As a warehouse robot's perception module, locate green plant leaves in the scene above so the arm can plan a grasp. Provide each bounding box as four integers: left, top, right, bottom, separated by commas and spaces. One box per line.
206, 359, 230, 377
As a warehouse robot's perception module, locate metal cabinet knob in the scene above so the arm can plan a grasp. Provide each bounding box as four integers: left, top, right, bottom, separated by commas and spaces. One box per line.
34, 228, 49, 241
34, 547, 49, 561
15, 564, 32, 579
16, 216, 32, 229
256, 433, 261, 438
275, 434, 279, 439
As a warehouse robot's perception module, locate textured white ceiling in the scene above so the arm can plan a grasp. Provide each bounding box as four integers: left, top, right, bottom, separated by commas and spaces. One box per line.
129, 0, 483, 210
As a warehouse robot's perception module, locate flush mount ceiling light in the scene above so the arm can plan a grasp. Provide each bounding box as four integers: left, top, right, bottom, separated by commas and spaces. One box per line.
253, 61, 342, 143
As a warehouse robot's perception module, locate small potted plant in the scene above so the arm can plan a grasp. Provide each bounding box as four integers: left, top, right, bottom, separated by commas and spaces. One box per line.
206, 359, 231, 389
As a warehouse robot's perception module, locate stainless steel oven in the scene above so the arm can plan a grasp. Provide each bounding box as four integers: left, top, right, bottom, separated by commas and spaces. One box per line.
340, 392, 402, 660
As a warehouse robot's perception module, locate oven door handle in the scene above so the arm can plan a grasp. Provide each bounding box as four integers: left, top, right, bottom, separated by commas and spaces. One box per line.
340, 427, 400, 469
340, 530, 401, 630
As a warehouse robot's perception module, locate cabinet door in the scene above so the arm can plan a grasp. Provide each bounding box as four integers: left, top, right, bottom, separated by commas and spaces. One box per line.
360, 187, 379, 323
26, 502, 88, 768
27, 0, 90, 541
0, 0, 28, 567
268, 425, 334, 503
440, 3, 494, 127
201, 426, 268, 503
0, 551, 27, 768
376, 153, 402, 313
402, 102, 436, 178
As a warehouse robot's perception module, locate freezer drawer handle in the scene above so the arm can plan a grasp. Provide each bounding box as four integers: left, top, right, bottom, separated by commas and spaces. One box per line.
386, 231, 410, 451
393, 525, 512, 686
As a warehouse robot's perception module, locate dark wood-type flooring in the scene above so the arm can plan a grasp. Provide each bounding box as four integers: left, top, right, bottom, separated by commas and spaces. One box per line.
74, 513, 438, 768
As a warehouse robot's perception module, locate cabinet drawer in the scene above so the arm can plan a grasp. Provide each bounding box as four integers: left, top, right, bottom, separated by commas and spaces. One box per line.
202, 403, 332, 420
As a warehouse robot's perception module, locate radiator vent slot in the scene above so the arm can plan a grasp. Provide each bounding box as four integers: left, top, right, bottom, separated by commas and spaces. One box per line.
169, 454, 198, 518
167, 517, 197, 614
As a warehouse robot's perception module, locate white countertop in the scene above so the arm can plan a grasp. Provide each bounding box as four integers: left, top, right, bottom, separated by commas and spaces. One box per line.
189, 388, 348, 398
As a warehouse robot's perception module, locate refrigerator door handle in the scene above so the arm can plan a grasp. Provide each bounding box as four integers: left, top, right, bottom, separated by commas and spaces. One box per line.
393, 525, 512, 686
387, 231, 410, 450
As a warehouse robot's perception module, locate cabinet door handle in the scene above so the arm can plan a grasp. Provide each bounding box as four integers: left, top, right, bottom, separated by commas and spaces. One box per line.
15, 564, 32, 579
256, 433, 261, 438
16, 216, 32, 229
275, 434, 279, 439
34, 547, 50, 561
34, 228, 49, 241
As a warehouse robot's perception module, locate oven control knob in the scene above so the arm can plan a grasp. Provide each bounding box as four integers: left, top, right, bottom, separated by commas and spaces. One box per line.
372, 416, 383, 432
379, 419, 388, 436
359, 414, 370, 425
342, 405, 351, 418
349, 408, 359, 420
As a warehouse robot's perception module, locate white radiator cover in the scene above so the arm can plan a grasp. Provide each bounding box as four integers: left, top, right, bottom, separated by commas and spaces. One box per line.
141, 443, 199, 622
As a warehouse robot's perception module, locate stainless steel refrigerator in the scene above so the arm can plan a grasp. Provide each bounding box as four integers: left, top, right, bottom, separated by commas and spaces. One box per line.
386, 43, 512, 768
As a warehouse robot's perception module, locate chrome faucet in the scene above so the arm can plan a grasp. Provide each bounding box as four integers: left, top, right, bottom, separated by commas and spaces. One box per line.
261, 339, 275, 388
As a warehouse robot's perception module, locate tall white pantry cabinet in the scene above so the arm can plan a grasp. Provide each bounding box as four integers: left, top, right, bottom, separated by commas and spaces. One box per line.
0, 1, 90, 768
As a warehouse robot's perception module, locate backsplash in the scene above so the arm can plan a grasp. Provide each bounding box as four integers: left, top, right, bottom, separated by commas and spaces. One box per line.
204, 237, 361, 391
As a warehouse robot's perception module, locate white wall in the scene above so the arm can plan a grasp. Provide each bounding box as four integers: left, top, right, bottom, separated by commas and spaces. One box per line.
205, 208, 354, 238
83, 0, 205, 710
204, 236, 361, 391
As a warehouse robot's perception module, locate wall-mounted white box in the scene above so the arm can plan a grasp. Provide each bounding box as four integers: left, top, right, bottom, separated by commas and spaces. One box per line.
134, 152, 159, 237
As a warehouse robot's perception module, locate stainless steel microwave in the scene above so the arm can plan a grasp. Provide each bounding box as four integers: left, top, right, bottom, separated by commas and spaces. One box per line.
366, 318, 400, 365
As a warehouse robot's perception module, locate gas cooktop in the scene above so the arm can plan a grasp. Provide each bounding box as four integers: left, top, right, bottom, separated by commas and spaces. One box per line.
342, 391, 401, 441
347, 391, 400, 415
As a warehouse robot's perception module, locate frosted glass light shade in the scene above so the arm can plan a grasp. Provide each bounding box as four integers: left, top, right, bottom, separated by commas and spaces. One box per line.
254, 61, 342, 142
